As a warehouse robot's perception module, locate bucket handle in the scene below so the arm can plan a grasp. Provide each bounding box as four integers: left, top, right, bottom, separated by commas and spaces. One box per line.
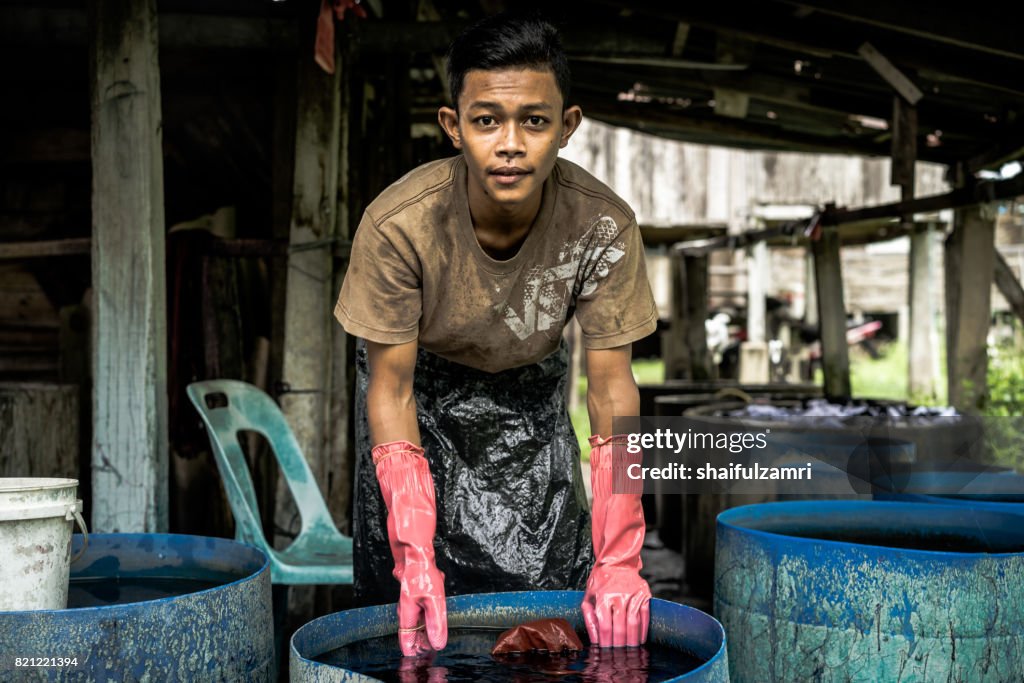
714, 387, 754, 404
66, 500, 89, 565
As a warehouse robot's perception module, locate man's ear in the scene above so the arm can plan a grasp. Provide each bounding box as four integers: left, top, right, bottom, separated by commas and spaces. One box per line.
438, 106, 462, 150
559, 105, 583, 149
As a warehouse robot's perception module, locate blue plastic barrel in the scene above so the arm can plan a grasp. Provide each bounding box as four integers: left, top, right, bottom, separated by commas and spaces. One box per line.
715, 501, 1024, 682
0, 533, 273, 681
291, 590, 730, 682
678, 409, 917, 599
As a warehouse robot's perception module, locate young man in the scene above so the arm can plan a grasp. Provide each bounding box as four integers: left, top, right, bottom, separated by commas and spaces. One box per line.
335, 12, 656, 656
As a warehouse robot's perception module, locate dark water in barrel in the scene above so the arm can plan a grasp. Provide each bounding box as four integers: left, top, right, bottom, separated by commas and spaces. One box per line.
313, 627, 702, 682
781, 529, 1024, 553
68, 577, 224, 607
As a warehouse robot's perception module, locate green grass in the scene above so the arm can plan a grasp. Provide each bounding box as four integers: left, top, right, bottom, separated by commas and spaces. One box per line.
814, 340, 948, 406
981, 341, 1024, 472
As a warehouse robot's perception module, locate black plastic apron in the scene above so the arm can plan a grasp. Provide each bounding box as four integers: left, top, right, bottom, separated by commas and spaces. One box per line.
353, 339, 593, 607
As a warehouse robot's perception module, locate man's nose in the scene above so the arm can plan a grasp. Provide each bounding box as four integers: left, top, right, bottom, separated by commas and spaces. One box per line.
497, 123, 526, 157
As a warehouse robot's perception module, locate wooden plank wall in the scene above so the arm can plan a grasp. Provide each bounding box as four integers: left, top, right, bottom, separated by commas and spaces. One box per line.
563, 117, 955, 326
0, 383, 78, 479
562, 118, 948, 229
0, 265, 60, 378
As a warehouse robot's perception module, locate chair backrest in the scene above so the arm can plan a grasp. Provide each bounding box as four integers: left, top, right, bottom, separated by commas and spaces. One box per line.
185, 379, 341, 549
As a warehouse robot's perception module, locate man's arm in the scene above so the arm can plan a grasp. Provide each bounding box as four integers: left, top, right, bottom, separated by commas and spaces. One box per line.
366, 339, 421, 445
585, 344, 639, 436
364, 338, 447, 656
582, 342, 650, 648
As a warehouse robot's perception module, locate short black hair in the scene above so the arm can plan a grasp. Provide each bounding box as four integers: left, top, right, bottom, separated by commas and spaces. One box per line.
445, 11, 572, 110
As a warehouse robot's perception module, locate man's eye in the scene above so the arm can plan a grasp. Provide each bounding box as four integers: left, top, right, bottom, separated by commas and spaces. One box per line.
477, 116, 495, 126
527, 116, 546, 126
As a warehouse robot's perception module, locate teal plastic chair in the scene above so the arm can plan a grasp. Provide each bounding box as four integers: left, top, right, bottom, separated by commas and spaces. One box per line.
186, 379, 353, 585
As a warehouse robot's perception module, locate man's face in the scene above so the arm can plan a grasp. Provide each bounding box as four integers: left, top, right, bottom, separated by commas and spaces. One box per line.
438, 68, 582, 218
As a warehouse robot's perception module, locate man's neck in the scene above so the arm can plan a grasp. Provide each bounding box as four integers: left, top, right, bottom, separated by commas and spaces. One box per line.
467, 183, 543, 260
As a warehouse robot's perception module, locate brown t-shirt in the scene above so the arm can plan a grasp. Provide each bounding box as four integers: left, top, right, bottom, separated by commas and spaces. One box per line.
335, 156, 657, 373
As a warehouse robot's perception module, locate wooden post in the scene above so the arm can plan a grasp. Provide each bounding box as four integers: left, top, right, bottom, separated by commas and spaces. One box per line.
684, 254, 713, 380
739, 240, 769, 382
945, 205, 996, 412
89, 0, 168, 532
892, 96, 937, 399
993, 249, 1024, 325
812, 228, 851, 400
908, 222, 939, 399
275, 36, 343, 548
665, 250, 712, 380
327, 37, 355, 536
60, 304, 93, 519
804, 250, 818, 327
664, 249, 689, 380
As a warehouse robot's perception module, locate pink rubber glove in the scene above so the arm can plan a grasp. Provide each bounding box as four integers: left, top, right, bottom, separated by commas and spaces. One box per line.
373, 440, 448, 656
582, 435, 652, 648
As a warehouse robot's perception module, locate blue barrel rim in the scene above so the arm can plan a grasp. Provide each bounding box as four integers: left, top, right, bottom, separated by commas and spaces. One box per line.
0, 532, 271, 615
291, 590, 727, 681
717, 499, 1024, 558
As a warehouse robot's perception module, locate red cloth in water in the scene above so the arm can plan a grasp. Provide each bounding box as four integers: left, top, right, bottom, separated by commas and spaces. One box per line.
491, 618, 584, 655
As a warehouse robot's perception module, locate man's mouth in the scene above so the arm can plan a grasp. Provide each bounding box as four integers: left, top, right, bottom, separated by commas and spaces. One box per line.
490, 167, 531, 184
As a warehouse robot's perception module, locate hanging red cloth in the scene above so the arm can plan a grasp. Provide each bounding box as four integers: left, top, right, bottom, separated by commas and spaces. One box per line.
315, 0, 367, 74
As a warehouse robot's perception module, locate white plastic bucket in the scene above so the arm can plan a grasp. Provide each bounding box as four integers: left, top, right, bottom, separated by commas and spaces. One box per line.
0, 478, 89, 611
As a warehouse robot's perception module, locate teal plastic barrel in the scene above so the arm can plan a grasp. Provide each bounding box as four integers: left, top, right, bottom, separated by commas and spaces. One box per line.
291, 590, 730, 682
679, 401, 918, 598
715, 501, 1024, 682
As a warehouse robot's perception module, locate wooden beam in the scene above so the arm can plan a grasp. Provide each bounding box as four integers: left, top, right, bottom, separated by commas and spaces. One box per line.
591, 1, 1024, 96
671, 22, 690, 57
572, 62, 982, 153
580, 98, 887, 157
782, 1, 1024, 62
945, 206, 995, 413
0, 239, 91, 260
0, 237, 297, 260
857, 43, 923, 105
966, 133, 1024, 174
89, 0, 168, 533
812, 228, 851, 400
639, 224, 728, 246
1, 128, 91, 163
0, 8, 297, 48
821, 172, 1024, 226
993, 249, 1024, 326
348, 21, 669, 56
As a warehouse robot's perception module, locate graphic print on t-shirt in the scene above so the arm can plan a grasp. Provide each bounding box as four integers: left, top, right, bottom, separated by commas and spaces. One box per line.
503, 216, 625, 340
